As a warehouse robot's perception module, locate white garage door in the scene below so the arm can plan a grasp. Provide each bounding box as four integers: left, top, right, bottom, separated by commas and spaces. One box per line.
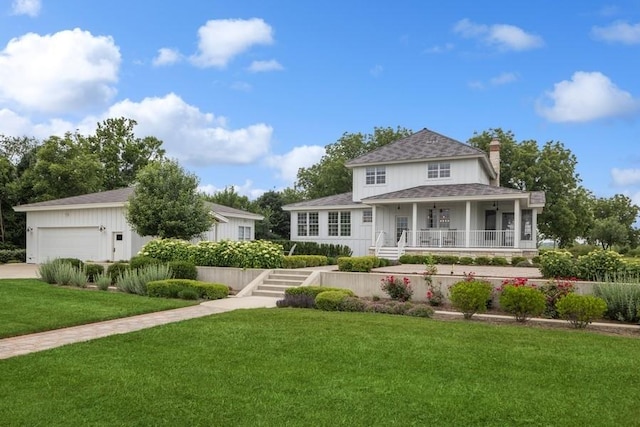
38, 227, 100, 263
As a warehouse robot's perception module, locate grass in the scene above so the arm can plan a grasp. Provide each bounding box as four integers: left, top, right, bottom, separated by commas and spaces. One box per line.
1, 309, 639, 426
0, 279, 196, 338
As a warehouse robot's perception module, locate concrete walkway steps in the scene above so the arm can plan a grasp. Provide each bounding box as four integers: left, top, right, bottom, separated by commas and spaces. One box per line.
0, 296, 279, 360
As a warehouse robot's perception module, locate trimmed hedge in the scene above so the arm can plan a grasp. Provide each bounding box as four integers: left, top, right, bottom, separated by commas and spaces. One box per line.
337, 256, 378, 272
315, 290, 352, 311
129, 256, 161, 270
272, 240, 353, 257
168, 260, 198, 280
282, 255, 329, 269
84, 263, 104, 283
106, 262, 130, 284
278, 286, 354, 309
147, 279, 229, 300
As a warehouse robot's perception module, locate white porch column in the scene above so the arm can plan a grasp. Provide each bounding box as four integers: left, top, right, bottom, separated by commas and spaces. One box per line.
412, 203, 418, 247
465, 201, 471, 248
514, 199, 520, 248
532, 208, 539, 243
371, 205, 377, 245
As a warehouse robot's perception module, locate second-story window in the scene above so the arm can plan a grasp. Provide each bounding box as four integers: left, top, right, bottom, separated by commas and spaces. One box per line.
427, 162, 451, 179
365, 166, 386, 185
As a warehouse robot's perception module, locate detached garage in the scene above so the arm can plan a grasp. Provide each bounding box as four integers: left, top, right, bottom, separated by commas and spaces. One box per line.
13, 187, 263, 264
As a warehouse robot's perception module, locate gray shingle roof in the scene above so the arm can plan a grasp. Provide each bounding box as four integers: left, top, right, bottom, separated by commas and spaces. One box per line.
361, 184, 531, 201
346, 128, 487, 166
530, 191, 546, 205
14, 187, 263, 219
282, 192, 360, 209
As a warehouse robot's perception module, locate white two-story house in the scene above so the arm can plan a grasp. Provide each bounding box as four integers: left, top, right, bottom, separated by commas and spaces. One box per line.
283, 128, 545, 259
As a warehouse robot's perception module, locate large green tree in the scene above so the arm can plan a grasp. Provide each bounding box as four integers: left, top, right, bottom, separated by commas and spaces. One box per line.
125, 160, 213, 239
86, 117, 165, 190
296, 126, 412, 199
27, 133, 104, 201
469, 129, 588, 247
203, 186, 253, 211
588, 195, 639, 248
253, 190, 290, 240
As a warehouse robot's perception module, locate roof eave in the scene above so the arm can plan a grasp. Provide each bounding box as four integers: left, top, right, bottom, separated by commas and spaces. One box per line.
13, 202, 125, 212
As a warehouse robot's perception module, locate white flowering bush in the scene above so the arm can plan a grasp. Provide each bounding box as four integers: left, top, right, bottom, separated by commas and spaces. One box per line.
576, 249, 624, 281
140, 238, 194, 263
140, 238, 283, 268
539, 250, 577, 279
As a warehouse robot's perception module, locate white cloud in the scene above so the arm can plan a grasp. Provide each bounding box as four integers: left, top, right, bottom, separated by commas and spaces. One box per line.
468, 81, 484, 90
453, 18, 543, 51
248, 59, 283, 72
370, 64, 383, 77
152, 48, 182, 66
0, 28, 120, 113
266, 145, 326, 183
612, 168, 640, 186
424, 43, 454, 54
11, 0, 40, 17
199, 180, 266, 200
230, 81, 252, 92
96, 93, 272, 166
592, 21, 640, 44
536, 71, 639, 122
0, 108, 77, 138
490, 72, 518, 85
190, 18, 274, 68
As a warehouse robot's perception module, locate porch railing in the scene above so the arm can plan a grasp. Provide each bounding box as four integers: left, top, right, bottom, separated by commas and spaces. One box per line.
406, 229, 518, 249
374, 231, 386, 256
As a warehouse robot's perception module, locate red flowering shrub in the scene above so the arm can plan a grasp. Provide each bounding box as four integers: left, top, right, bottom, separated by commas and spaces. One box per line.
380, 275, 413, 302
539, 279, 576, 318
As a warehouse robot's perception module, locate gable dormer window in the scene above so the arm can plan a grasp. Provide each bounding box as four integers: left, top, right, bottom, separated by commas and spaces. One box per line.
427, 162, 450, 179
365, 166, 386, 185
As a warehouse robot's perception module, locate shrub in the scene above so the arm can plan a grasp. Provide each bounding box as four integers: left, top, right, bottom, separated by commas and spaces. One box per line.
515, 260, 534, 268
315, 290, 351, 311
576, 249, 624, 281
280, 286, 354, 308
139, 238, 194, 262
458, 256, 474, 265
282, 255, 328, 269
147, 279, 229, 300
437, 255, 459, 265
594, 282, 640, 323
271, 240, 352, 257
510, 256, 526, 266
380, 275, 413, 302
38, 259, 63, 284
539, 251, 577, 279
538, 279, 575, 318
498, 285, 546, 322
337, 256, 375, 272
277, 293, 315, 308
84, 263, 104, 283
67, 267, 89, 288
107, 262, 130, 284
116, 264, 172, 295
568, 244, 598, 258
556, 294, 607, 329
399, 254, 426, 264
405, 304, 435, 318
491, 257, 509, 266
190, 240, 283, 268
338, 296, 367, 312
0, 249, 26, 263
449, 279, 493, 319
57, 258, 85, 270
94, 272, 112, 291
129, 256, 161, 270
168, 260, 198, 280
474, 256, 491, 266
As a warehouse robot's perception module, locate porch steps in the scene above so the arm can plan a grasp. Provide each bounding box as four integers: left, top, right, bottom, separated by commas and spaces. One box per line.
376, 247, 404, 261
251, 269, 313, 298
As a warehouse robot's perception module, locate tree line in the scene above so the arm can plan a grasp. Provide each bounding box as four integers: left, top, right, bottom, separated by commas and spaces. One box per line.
2, 119, 638, 249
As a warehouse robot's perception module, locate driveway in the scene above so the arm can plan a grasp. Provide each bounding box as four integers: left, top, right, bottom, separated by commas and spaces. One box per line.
0, 263, 39, 279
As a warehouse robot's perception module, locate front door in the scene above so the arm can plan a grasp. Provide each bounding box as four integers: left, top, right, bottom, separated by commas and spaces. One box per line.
112, 232, 124, 261
485, 210, 496, 241
502, 213, 514, 246
395, 216, 408, 244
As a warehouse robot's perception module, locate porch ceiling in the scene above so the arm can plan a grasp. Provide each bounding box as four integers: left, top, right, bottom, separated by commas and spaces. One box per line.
361, 183, 533, 204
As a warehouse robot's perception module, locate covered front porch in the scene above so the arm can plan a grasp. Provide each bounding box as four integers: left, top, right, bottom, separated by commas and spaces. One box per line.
368, 196, 542, 259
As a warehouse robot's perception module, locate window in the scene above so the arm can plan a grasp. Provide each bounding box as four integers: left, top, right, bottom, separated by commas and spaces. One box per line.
328, 211, 351, 236
521, 209, 533, 240
427, 162, 451, 179
427, 208, 450, 228
362, 209, 372, 223
238, 226, 251, 241
365, 166, 386, 185
297, 212, 319, 236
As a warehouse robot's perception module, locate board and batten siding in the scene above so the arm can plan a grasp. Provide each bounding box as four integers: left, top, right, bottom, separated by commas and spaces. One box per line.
24, 207, 135, 263
289, 208, 371, 256
215, 217, 256, 241
352, 158, 490, 202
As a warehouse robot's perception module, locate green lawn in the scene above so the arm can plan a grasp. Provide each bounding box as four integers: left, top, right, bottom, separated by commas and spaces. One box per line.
0, 279, 196, 338
1, 309, 638, 426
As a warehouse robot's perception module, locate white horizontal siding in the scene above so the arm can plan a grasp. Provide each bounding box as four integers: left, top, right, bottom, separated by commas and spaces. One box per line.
352, 158, 490, 202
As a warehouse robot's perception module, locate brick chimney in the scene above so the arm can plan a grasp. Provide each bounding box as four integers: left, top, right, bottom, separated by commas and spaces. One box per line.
489, 138, 500, 187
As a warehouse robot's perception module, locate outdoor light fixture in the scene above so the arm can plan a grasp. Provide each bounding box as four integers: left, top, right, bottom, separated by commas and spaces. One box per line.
26, 226, 33, 232
98, 225, 106, 232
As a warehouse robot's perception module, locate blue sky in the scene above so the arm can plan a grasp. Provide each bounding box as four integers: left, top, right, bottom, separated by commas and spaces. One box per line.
1, 0, 639, 207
